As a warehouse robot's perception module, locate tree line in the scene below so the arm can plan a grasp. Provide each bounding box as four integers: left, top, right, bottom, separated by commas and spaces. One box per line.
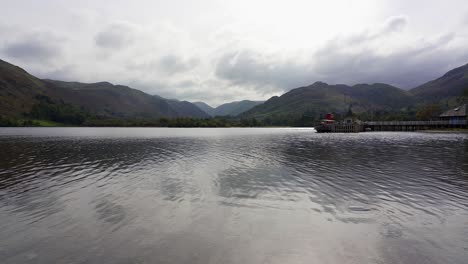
1, 94, 465, 127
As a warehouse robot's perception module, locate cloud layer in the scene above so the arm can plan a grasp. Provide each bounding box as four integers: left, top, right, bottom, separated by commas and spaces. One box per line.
1, 1, 467, 105
2, 31, 63, 63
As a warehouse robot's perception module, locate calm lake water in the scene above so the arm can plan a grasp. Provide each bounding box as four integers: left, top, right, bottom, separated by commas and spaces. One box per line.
0, 128, 467, 264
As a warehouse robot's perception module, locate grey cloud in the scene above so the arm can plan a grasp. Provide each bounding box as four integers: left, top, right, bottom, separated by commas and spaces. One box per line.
463, 12, 468, 24
95, 23, 135, 49
158, 55, 199, 75
312, 33, 467, 88
126, 78, 248, 105
163, 83, 257, 105
175, 88, 241, 104
125, 55, 199, 75
216, 32, 468, 92
126, 79, 198, 102
345, 16, 408, 46
2, 32, 62, 62
1, 2, 467, 106
0, 24, 9, 36
382, 16, 408, 34
435, 33, 455, 46
175, 80, 197, 88
126, 79, 172, 97
40, 64, 78, 81
215, 50, 316, 93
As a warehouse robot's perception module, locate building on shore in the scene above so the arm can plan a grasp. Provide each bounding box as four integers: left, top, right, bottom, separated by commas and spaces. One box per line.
439, 104, 467, 125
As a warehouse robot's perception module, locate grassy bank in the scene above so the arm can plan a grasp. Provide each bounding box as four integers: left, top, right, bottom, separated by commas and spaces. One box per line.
421, 128, 468, 133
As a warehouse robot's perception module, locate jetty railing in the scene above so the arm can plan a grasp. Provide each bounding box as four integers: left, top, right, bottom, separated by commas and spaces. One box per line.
363, 120, 466, 131
316, 120, 466, 133
364, 120, 467, 126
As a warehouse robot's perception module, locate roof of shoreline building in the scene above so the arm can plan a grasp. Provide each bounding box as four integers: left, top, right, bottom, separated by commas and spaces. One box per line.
439, 104, 467, 117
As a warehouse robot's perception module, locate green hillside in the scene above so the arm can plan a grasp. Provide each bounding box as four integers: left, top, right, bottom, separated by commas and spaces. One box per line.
44, 80, 208, 119
0, 59, 208, 120
410, 63, 468, 105
242, 64, 468, 122
242, 82, 415, 120
214, 100, 264, 116
0, 59, 49, 116
3, 57, 468, 126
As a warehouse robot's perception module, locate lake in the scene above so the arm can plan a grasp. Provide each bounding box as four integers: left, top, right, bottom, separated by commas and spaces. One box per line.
0, 128, 467, 264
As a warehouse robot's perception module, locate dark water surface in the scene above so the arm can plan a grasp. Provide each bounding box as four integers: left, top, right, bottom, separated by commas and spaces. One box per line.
0, 128, 467, 264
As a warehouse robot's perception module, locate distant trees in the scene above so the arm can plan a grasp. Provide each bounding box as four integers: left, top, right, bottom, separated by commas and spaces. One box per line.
2, 95, 453, 127
0, 95, 90, 126
415, 104, 442, 120
0, 116, 42, 127
84, 117, 262, 127
27, 95, 87, 125
0, 116, 17, 127
348, 106, 417, 121
457, 88, 468, 104
83, 117, 236, 127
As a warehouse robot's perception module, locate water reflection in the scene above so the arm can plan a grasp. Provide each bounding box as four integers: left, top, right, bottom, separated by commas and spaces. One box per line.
0, 128, 467, 263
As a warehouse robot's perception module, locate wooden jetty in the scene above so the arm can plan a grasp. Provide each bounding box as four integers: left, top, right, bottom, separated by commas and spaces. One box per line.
316, 120, 467, 133
363, 120, 467, 131
315, 104, 468, 133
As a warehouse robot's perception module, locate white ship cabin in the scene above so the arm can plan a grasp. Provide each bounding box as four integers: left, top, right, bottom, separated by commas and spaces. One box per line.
342, 117, 362, 124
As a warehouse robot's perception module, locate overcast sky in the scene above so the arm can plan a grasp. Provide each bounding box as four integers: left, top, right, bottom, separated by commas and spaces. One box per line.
1, 0, 468, 106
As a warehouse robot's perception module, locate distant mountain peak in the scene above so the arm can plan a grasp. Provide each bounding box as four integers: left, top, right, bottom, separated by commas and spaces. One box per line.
410, 62, 468, 102
193, 101, 213, 108
312, 81, 328, 86
437, 62, 468, 80
242, 82, 415, 119
96, 81, 113, 86
193, 100, 264, 117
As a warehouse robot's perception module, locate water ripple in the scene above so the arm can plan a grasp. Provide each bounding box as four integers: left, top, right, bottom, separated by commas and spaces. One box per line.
0, 128, 467, 264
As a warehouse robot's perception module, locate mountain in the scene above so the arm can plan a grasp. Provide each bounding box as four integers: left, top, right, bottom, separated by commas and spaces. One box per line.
214, 100, 264, 116
194, 100, 264, 117
193, 102, 215, 116
44, 79, 209, 118
166, 99, 209, 118
410, 63, 468, 104
242, 64, 468, 120
0, 59, 209, 119
0, 59, 49, 116
3, 57, 468, 124
242, 82, 415, 119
